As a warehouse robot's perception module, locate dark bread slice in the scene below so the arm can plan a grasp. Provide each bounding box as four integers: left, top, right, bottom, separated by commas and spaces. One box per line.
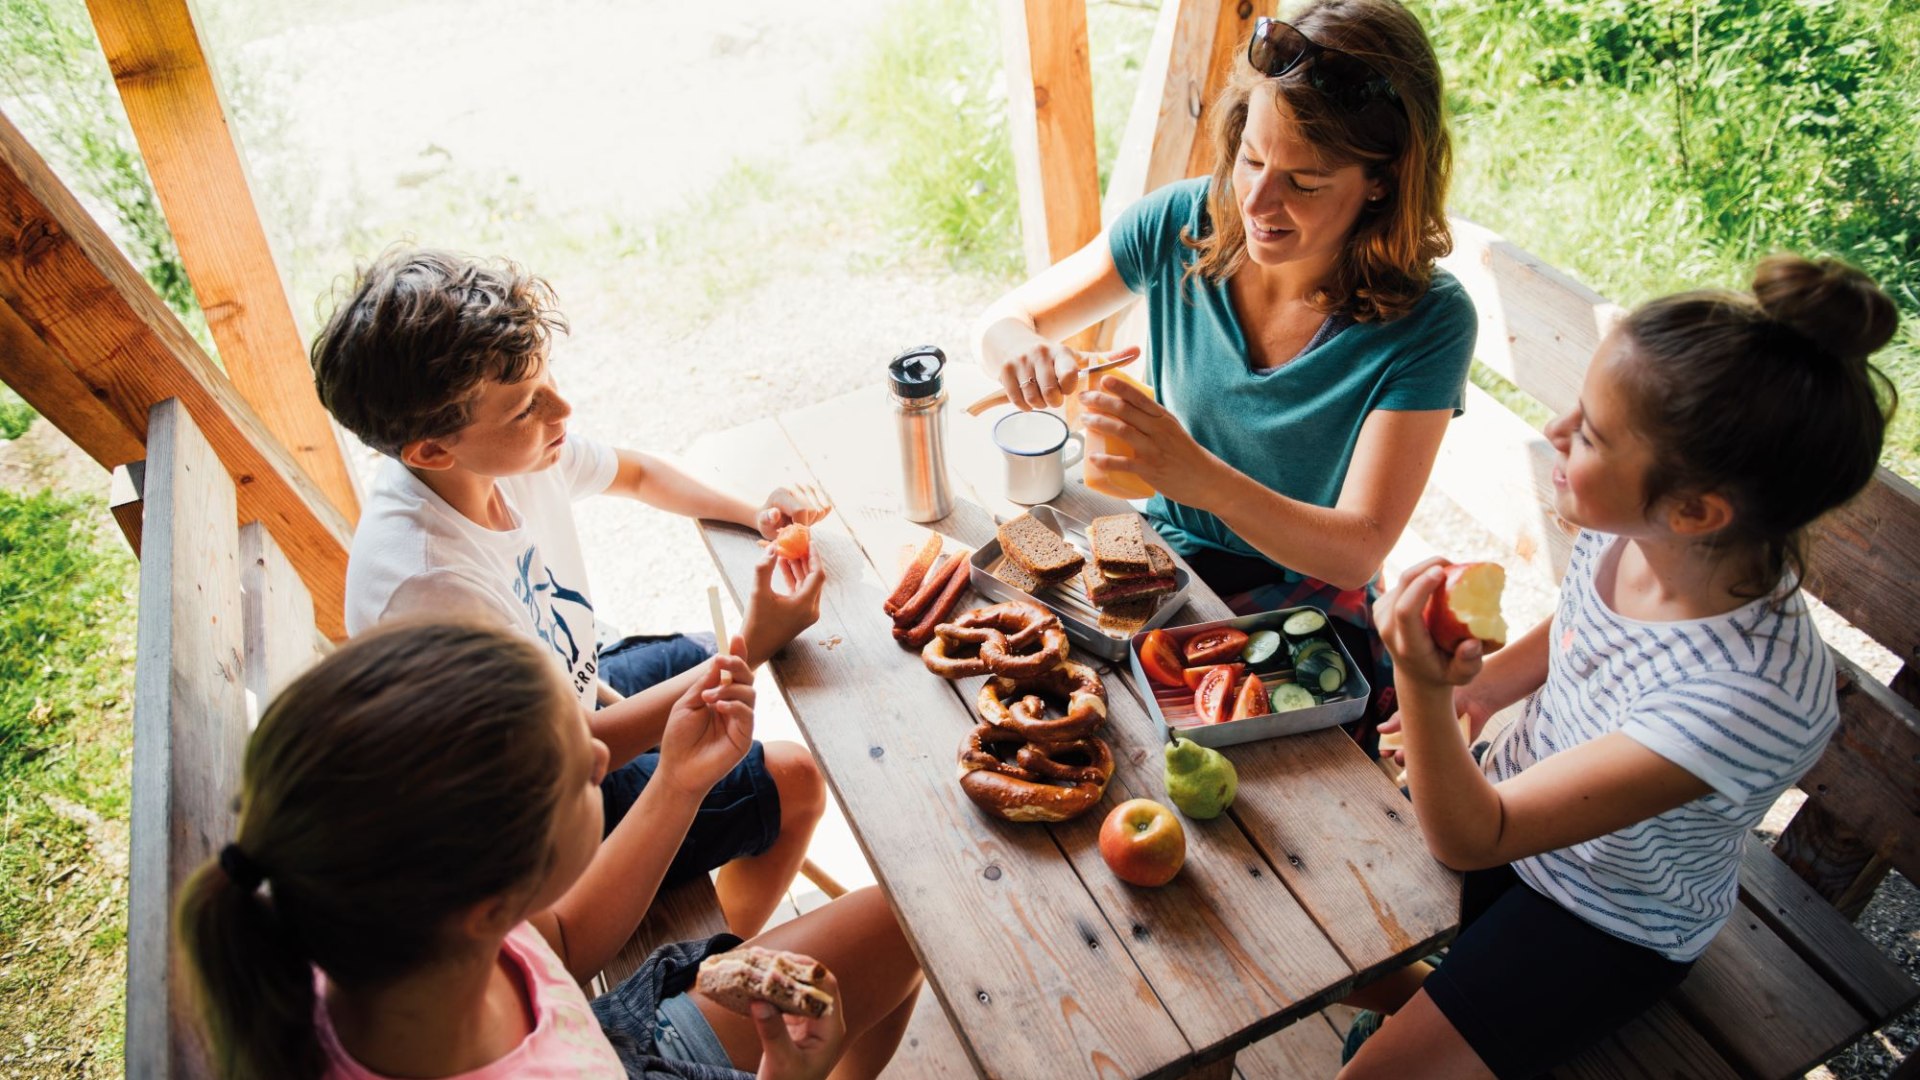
1097, 597, 1159, 635
993, 559, 1045, 594
1088, 514, 1149, 575
997, 513, 1084, 581
697, 946, 835, 1018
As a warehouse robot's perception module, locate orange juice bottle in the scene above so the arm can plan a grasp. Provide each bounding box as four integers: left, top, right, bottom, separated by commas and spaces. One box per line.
1074, 368, 1157, 500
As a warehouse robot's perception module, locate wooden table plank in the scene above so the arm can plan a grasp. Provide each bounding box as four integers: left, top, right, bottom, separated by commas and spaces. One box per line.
778, 393, 1357, 1052
690, 418, 1194, 1080
944, 389, 1463, 980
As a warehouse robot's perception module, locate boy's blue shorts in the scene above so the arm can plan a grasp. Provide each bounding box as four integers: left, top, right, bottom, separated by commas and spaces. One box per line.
596, 632, 782, 885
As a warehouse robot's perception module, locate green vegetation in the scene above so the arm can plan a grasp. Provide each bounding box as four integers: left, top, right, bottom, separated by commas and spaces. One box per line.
840, 0, 1155, 278
0, 489, 137, 1075
843, 0, 1920, 474
1423, 0, 1920, 471
0, 388, 34, 441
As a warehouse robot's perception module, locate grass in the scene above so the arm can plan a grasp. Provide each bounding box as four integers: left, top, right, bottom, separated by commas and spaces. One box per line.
0, 488, 137, 1077
0, 390, 34, 442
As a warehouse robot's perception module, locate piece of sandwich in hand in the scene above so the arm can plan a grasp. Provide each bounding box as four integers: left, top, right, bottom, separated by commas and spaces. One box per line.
696, 946, 837, 1018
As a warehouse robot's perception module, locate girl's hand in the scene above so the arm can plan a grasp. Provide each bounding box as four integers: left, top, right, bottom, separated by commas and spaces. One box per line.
658, 637, 756, 798
988, 332, 1140, 411
1374, 559, 1486, 690
1377, 686, 1493, 766
751, 969, 847, 1080
1077, 374, 1227, 506
741, 546, 825, 667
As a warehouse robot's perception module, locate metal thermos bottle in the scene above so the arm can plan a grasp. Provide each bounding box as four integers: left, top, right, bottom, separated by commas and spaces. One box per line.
888, 346, 954, 523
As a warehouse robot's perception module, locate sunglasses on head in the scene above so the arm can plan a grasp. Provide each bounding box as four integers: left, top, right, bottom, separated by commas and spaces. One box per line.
1247, 17, 1402, 113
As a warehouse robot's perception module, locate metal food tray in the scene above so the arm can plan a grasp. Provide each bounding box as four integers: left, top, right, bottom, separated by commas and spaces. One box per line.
1127, 607, 1370, 747
968, 505, 1191, 662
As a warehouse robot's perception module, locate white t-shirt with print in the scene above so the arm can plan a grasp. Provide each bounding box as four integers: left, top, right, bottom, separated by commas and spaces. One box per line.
344, 436, 618, 708
1481, 529, 1838, 962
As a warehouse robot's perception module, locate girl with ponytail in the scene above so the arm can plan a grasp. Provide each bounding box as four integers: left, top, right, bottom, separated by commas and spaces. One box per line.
176, 619, 922, 1080
1343, 256, 1899, 1078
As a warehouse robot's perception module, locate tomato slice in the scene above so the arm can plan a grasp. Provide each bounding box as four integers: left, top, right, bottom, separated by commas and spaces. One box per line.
1182, 662, 1246, 690
1195, 666, 1234, 725
1138, 629, 1185, 688
770, 523, 811, 560
1184, 628, 1250, 665
1229, 672, 1269, 722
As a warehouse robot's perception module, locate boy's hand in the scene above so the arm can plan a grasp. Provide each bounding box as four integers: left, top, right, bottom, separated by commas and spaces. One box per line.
755, 485, 833, 539
1378, 688, 1492, 766
1373, 559, 1486, 690
741, 547, 825, 668
751, 968, 847, 1080
658, 636, 756, 798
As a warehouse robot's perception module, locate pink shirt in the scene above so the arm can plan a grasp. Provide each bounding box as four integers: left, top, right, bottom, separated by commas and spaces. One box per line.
315, 922, 625, 1079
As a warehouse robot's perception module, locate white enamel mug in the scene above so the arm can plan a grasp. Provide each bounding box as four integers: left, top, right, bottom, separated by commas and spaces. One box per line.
993, 410, 1085, 505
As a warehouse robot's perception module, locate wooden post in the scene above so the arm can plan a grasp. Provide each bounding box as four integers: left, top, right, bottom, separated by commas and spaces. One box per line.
1096, 0, 1225, 349
84, 0, 362, 525
1000, 0, 1102, 349
1185, 0, 1258, 179
0, 106, 352, 638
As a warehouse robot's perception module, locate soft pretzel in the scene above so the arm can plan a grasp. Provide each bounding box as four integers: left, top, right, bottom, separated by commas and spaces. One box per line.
956, 723, 1113, 823
976, 660, 1107, 745
921, 601, 1069, 680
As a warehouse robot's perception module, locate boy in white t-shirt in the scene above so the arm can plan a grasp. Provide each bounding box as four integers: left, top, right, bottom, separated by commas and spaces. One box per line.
312, 247, 828, 937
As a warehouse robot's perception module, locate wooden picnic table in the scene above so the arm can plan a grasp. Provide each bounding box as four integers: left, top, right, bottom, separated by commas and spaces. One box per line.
689, 373, 1461, 1079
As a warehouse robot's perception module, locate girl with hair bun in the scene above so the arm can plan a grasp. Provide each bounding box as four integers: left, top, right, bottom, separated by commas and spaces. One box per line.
174, 619, 922, 1080
1344, 256, 1899, 1078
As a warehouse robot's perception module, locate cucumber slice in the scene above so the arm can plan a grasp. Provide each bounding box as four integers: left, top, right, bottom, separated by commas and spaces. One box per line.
1315, 665, 1346, 693
1242, 630, 1282, 665
1292, 638, 1335, 663
1282, 609, 1327, 639
1269, 683, 1317, 712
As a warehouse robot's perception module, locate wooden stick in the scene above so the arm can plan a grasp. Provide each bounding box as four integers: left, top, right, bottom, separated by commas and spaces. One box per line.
707, 585, 731, 685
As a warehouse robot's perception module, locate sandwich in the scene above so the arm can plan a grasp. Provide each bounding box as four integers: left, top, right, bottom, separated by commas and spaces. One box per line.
997, 512, 1084, 586
1096, 596, 1160, 635
1082, 542, 1176, 607
695, 946, 836, 1018
993, 558, 1046, 594
1087, 514, 1150, 576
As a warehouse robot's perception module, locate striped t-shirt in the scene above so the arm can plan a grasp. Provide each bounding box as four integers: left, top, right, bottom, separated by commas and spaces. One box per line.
1482, 530, 1838, 962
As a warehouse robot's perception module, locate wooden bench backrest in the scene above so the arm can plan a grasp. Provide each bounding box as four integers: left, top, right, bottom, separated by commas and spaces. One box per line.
127, 398, 325, 1079
1438, 220, 1920, 917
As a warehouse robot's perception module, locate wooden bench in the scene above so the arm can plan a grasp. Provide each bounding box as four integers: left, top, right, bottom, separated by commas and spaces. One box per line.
1374, 222, 1920, 1079
121, 398, 729, 1076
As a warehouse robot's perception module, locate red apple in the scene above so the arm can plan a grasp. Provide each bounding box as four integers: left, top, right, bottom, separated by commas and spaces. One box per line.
1099, 798, 1186, 887
1423, 562, 1508, 654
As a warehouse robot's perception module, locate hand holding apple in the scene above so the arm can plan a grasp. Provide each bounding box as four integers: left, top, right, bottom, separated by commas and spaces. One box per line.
1423, 562, 1508, 654
1372, 559, 1490, 690
1099, 798, 1187, 886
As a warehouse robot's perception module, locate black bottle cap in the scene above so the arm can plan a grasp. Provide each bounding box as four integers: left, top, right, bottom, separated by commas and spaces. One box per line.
888, 346, 946, 399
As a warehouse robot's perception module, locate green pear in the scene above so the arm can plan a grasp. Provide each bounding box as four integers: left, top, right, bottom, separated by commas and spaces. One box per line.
1163, 737, 1238, 820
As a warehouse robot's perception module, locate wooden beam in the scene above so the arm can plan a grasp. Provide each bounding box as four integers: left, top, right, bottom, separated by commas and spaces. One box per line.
1105, 0, 1223, 224
84, 0, 361, 525
1000, 0, 1101, 353
127, 398, 247, 1079
0, 105, 351, 638
1184, 0, 1257, 179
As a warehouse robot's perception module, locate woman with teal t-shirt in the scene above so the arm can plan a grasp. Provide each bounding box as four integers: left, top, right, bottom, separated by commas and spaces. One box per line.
973, 0, 1474, 745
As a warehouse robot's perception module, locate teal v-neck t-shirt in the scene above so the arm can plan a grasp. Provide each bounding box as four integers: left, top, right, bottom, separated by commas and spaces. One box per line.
1108, 177, 1477, 579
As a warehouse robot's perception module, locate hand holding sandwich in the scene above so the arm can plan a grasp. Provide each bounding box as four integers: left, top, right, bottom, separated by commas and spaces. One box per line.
748, 971, 846, 1080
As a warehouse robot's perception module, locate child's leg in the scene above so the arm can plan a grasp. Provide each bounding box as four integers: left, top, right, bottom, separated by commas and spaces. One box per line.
694, 886, 923, 1080
1340, 958, 1433, 1013
715, 740, 826, 936
1338, 989, 1493, 1079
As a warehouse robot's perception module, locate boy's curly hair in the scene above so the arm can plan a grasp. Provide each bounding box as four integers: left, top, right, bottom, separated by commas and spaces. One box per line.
310, 247, 568, 457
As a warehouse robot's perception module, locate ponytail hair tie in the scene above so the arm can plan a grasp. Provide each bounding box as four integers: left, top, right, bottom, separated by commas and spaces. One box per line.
220, 843, 268, 891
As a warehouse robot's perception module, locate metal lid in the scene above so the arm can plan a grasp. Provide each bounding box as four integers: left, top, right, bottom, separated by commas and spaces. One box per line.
887, 346, 946, 399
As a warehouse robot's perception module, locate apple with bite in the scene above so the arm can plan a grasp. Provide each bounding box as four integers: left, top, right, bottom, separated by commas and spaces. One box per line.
1423, 562, 1508, 654
1099, 798, 1186, 886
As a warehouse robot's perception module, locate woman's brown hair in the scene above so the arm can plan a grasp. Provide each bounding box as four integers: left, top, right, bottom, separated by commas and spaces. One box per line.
173, 620, 572, 1080
1184, 0, 1452, 323
1619, 255, 1900, 598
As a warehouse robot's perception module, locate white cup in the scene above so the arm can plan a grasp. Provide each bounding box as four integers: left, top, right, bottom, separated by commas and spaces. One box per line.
993, 410, 1085, 505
